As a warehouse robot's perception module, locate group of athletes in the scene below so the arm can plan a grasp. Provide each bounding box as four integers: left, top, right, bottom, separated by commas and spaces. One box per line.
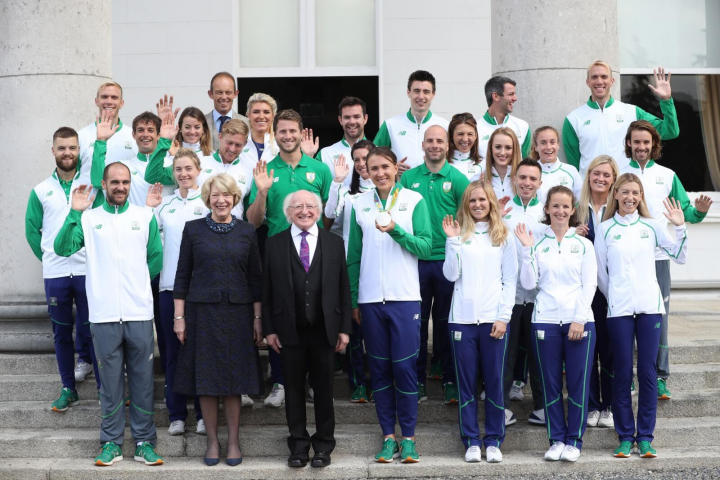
25, 60, 713, 466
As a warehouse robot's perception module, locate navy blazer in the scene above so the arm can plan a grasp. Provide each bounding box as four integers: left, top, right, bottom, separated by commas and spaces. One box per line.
173, 217, 261, 304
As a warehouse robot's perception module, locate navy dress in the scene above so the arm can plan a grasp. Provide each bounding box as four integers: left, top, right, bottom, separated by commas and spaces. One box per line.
173, 215, 263, 396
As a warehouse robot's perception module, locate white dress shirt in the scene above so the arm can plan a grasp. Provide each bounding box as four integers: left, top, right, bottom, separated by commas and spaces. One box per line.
291, 223, 319, 265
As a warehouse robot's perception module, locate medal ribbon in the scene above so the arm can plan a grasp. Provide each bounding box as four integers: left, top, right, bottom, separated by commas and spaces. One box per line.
373, 184, 400, 213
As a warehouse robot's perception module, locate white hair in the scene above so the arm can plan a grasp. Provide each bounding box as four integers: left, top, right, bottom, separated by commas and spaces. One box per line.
283, 190, 323, 224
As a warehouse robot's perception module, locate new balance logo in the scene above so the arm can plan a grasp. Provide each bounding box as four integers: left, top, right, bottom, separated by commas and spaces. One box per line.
93, 224, 103, 229
363, 207, 371, 212
46, 191, 53, 197
411, 183, 420, 188
613, 234, 621, 240
398, 131, 407, 136
584, 120, 591, 126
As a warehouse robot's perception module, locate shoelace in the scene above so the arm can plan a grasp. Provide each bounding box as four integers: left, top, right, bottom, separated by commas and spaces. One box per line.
468, 446, 481, 453
550, 442, 564, 451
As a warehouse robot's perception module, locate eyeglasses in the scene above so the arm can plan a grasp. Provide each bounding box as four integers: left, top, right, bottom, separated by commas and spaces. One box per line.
289, 204, 318, 211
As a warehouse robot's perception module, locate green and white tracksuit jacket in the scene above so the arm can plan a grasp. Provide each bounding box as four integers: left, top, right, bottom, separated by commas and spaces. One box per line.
537, 159, 582, 205
347, 186, 432, 307
563, 96, 679, 177
450, 151, 483, 180
78, 120, 137, 181
324, 178, 375, 250
595, 211, 687, 317
91, 137, 173, 207
25, 169, 103, 278
621, 159, 706, 261
374, 110, 449, 169
154, 189, 209, 291
443, 222, 517, 324
520, 226, 597, 325
477, 111, 531, 160
54, 201, 163, 323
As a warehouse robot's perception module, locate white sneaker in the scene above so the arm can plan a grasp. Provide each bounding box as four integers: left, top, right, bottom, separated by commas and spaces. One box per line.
480, 390, 486, 401
196, 419, 206, 435
504, 409, 516, 426
306, 387, 314, 403
74, 360, 93, 382
168, 420, 185, 436
528, 409, 545, 425
241, 394, 254, 407
486, 446, 502, 463
509, 381, 525, 401
264, 383, 285, 407
544, 441, 565, 461
560, 444, 581, 462
598, 409, 614, 428
464, 445, 482, 462
587, 410, 600, 427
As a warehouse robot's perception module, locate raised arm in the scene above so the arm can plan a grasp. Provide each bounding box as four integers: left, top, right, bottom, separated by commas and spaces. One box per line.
441, 215, 462, 282
346, 206, 363, 308
515, 223, 537, 290
658, 198, 689, 264
246, 161, 274, 228
636, 67, 679, 141
53, 185, 94, 257
562, 117, 581, 170
146, 215, 163, 280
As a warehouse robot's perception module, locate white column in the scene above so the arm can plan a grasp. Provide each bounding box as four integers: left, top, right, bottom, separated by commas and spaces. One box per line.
0, 0, 112, 324
491, 0, 620, 161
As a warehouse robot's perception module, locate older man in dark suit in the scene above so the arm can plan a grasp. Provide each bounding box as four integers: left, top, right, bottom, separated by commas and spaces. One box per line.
262, 189, 351, 468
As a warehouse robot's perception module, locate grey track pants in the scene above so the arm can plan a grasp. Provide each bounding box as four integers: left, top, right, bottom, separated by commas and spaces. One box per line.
91, 320, 157, 446
655, 260, 671, 379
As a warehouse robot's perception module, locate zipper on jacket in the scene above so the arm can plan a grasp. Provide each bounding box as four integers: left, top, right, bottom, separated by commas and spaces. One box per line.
114, 204, 123, 323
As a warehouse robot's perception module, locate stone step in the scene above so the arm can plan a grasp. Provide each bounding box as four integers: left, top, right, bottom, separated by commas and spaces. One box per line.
0, 416, 718, 459
1, 388, 717, 429
6, 360, 720, 403
3, 447, 720, 479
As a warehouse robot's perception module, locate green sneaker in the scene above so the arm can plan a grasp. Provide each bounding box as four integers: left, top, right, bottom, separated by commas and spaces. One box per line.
444, 382, 458, 405
95, 442, 123, 466
630, 381, 636, 396
657, 378, 672, 400
350, 385, 369, 403
428, 361, 443, 380
638, 441, 657, 458
134, 442, 164, 465
613, 441, 633, 458
417, 383, 427, 403
51, 387, 79, 412
399, 438, 420, 463
375, 437, 399, 463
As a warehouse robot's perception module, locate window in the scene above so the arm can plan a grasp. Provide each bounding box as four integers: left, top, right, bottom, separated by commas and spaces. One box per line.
619, 0, 720, 71
236, 0, 378, 76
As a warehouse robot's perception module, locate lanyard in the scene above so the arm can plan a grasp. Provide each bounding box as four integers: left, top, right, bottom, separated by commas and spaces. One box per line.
373, 184, 400, 213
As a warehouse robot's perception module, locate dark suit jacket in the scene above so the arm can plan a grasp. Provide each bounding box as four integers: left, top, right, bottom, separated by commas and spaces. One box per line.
173, 218, 261, 304
262, 227, 352, 347
205, 110, 250, 151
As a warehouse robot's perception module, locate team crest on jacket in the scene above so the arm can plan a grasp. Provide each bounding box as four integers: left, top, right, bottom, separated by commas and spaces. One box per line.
194, 207, 203, 215
238, 175, 246, 184
559, 176, 568, 185
131, 221, 140, 230
655, 176, 664, 185
399, 203, 408, 211
616, 115, 624, 123
306, 172, 316, 183
571, 244, 579, 253
641, 230, 649, 239
442, 181, 452, 193
124, 141, 132, 149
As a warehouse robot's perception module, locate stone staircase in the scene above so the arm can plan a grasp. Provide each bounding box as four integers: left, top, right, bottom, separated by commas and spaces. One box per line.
2, 299, 720, 479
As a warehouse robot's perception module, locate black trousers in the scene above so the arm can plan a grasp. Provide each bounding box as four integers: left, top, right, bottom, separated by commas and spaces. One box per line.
280, 322, 336, 454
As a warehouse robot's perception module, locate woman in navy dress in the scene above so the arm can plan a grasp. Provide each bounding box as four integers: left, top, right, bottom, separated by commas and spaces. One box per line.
173, 173, 263, 466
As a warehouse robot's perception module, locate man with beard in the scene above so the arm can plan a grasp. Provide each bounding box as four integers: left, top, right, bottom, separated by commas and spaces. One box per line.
54, 162, 164, 467
25, 127, 104, 413
620, 120, 712, 401
247, 109, 333, 237
400, 125, 469, 405
316, 97, 369, 238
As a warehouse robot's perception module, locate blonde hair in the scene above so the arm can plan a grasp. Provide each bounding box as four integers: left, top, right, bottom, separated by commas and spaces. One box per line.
221, 118, 249, 138
587, 60, 613, 79
485, 127, 522, 196
173, 148, 202, 170
456, 180, 509, 246
603, 173, 652, 221
246, 93, 278, 156
96, 81, 123, 98
201, 173, 241, 210
577, 155, 619, 225
529, 126, 560, 161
